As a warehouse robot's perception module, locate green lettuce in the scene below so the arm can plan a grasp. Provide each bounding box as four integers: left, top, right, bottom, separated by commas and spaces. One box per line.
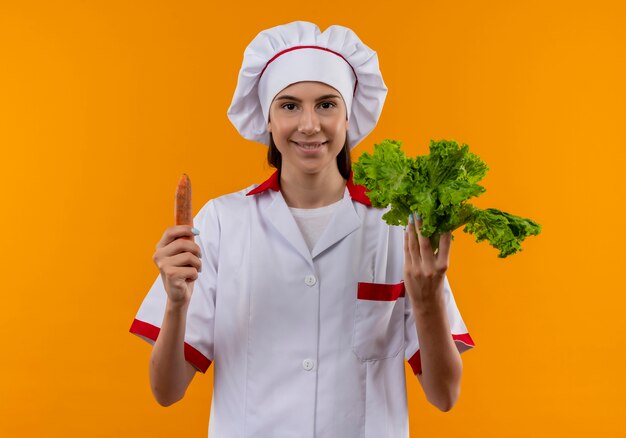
352, 139, 542, 258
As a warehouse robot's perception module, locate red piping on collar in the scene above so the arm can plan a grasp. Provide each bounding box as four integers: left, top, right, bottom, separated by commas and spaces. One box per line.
345, 171, 372, 206
246, 170, 280, 195
246, 170, 372, 207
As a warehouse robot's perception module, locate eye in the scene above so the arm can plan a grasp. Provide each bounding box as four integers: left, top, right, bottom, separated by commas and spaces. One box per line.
319, 102, 336, 109
281, 103, 297, 111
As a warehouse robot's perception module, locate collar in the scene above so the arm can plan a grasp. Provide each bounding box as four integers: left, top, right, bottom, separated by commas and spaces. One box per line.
246, 170, 372, 206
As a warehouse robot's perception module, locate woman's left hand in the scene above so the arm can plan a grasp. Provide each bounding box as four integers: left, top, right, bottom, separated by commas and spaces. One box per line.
403, 213, 453, 308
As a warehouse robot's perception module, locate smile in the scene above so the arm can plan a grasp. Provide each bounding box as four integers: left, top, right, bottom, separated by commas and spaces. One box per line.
292, 141, 328, 150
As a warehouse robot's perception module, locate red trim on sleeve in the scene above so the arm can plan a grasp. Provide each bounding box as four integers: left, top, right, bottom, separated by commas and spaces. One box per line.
129, 319, 212, 374
408, 349, 422, 375
452, 333, 476, 348
357, 281, 405, 301
408, 333, 476, 376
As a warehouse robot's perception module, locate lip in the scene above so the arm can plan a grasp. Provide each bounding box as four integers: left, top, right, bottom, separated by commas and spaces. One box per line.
291, 140, 328, 154
292, 141, 327, 146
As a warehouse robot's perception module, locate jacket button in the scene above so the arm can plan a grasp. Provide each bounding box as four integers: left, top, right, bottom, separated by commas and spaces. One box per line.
304, 275, 317, 286
302, 359, 315, 371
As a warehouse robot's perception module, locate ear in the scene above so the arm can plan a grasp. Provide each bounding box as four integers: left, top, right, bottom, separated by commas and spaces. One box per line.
267, 119, 272, 132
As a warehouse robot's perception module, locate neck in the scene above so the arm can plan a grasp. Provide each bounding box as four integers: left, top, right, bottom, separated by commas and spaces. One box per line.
279, 166, 346, 208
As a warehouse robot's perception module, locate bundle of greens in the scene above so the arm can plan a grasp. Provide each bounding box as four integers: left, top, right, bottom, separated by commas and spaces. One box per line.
352, 139, 542, 258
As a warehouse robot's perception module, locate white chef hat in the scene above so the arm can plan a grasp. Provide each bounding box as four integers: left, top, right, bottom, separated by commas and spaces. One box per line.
227, 21, 388, 149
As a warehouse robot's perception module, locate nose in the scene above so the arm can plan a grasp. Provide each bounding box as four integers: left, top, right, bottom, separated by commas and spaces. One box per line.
298, 106, 321, 135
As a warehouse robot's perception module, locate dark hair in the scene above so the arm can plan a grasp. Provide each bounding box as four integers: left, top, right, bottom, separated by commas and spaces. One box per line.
267, 133, 352, 180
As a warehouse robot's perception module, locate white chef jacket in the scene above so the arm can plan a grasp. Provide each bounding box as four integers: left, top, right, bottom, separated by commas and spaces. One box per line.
130, 171, 476, 438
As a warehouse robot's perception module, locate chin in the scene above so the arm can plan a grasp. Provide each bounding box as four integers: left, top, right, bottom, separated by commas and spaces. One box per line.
296, 161, 337, 176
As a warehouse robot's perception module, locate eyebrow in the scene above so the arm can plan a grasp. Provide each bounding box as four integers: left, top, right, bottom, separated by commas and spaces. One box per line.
274, 94, 342, 102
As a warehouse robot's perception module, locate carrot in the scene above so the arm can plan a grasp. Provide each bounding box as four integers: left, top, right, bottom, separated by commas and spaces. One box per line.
175, 173, 193, 240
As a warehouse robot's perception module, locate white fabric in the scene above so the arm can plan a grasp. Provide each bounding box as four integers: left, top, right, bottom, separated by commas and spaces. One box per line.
259, 47, 356, 124
289, 198, 343, 252
131, 182, 474, 438
227, 21, 388, 149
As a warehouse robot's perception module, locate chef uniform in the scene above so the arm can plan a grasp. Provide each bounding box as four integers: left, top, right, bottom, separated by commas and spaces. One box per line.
130, 21, 476, 438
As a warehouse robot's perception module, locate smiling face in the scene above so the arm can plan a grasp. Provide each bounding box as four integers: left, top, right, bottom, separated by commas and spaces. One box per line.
267, 81, 350, 178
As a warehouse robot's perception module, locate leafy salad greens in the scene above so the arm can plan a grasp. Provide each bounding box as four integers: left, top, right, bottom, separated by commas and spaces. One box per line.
352, 139, 542, 258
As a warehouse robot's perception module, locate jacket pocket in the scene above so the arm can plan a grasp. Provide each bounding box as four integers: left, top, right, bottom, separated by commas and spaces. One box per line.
352, 281, 405, 361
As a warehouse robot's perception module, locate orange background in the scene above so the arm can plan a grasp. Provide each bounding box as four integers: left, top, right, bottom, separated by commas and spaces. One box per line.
1, 1, 625, 436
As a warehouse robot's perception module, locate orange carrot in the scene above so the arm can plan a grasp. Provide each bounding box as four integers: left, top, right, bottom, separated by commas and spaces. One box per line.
175, 173, 193, 240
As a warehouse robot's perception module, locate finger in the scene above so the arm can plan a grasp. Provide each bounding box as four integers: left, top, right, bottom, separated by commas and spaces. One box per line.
407, 213, 421, 262
162, 265, 199, 287
414, 214, 434, 264
436, 232, 452, 268
169, 252, 202, 271
156, 225, 198, 249
175, 266, 199, 283
177, 240, 202, 259
157, 237, 202, 260
404, 226, 412, 266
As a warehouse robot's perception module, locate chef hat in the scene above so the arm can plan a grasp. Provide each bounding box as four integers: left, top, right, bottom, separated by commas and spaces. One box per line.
227, 21, 388, 149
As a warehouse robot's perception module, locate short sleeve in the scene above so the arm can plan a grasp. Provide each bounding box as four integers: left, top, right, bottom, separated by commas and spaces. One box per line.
129, 200, 220, 374
404, 274, 476, 376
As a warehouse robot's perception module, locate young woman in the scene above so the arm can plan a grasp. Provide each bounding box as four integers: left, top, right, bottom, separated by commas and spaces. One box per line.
130, 21, 475, 437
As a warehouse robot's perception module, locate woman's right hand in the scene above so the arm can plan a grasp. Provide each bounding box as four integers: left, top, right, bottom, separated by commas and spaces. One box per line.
152, 225, 202, 306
